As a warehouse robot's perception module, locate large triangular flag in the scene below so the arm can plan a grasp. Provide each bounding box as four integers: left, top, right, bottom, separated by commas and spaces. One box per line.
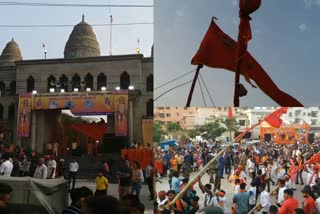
264, 107, 288, 128
191, 21, 303, 107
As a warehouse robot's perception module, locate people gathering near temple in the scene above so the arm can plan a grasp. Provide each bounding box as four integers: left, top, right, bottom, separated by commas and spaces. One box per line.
154, 138, 320, 214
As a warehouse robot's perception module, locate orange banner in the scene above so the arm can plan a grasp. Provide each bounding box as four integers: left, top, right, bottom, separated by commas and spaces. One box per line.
121, 149, 153, 170
17, 93, 32, 137
32, 91, 114, 115
142, 119, 153, 146
114, 91, 128, 136
260, 123, 309, 144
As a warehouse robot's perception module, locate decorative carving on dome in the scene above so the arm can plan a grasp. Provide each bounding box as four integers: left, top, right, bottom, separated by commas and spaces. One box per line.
64, 16, 101, 59
0, 38, 22, 66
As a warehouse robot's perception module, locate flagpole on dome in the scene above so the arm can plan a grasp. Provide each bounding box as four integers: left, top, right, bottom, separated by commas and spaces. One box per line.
109, 15, 113, 56
43, 43, 47, 60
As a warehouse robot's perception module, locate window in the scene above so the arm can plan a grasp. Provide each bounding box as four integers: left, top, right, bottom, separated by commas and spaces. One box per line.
0, 82, 5, 96
59, 75, 69, 92
72, 74, 81, 91
146, 74, 153, 91
311, 111, 317, 117
120, 72, 130, 89
9, 81, 16, 96
159, 113, 165, 118
146, 99, 153, 117
8, 104, 15, 120
239, 120, 245, 126
0, 104, 3, 119
27, 76, 35, 92
166, 107, 170, 109
84, 73, 93, 90
97, 73, 107, 90
47, 75, 56, 92
289, 112, 292, 117
166, 113, 171, 117
311, 120, 317, 125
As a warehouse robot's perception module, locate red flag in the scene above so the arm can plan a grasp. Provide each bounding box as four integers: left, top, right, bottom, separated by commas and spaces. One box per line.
228, 107, 233, 119
191, 21, 303, 107
264, 107, 288, 128
237, 0, 261, 85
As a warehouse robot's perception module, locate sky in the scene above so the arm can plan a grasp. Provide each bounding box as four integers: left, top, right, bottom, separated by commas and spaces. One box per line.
154, 0, 320, 107
0, 0, 153, 59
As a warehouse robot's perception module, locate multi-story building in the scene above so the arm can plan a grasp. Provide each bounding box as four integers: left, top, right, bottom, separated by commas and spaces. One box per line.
0, 16, 153, 154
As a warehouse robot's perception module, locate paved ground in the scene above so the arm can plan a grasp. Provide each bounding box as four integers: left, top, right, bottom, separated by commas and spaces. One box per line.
72, 180, 154, 214
155, 167, 308, 214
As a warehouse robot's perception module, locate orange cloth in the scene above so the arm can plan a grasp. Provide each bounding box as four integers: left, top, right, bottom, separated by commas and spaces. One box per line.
278, 197, 299, 214
191, 21, 303, 107
303, 197, 316, 214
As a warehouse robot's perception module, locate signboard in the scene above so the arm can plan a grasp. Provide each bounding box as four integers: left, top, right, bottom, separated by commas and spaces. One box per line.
17, 93, 32, 137
32, 91, 114, 115
142, 119, 153, 146
114, 90, 128, 136
17, 91, 128, 138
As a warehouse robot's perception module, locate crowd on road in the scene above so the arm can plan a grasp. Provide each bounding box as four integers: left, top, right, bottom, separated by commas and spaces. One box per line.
0, 143, 158, 214
153, 138, 320, 214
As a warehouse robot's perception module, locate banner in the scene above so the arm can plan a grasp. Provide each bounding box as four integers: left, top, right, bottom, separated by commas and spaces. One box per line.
114, 91, 128, 136
260, 123, 309, 144
32, 91, 114, 115
17, 93, 32, 137
142, 119, 153, 146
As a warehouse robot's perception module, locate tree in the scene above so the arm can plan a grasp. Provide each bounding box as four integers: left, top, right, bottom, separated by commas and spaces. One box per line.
153, 122, 167, 143
166, 122, 182, 133
191, 121, 227, 141
222, 118, 239, 141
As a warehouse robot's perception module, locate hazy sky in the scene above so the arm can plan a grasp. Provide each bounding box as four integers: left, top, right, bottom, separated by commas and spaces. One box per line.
0, 0, 153, 59
154, 0, 320, 107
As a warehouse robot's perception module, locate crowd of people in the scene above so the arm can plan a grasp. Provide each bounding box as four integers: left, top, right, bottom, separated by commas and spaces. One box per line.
153, 138, 320, 214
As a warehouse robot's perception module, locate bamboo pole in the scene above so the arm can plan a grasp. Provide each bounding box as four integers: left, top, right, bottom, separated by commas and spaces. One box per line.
248, 148, 320, 213
169, 115, 267, 206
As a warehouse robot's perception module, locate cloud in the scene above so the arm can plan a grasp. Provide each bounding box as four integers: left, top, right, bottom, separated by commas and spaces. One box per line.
298, 23, 307, 31
175, 10, 184, 17
232, 0, 237, 7
303, 0, 320, 7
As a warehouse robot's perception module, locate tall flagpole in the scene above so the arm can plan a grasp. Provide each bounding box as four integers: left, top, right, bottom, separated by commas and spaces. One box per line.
43, 43, 47, 60
109, 15, 113, 55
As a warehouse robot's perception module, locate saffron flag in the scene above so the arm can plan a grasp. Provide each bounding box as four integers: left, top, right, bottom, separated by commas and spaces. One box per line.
228, 107, 233, 119
237, 0, 261, 86
264, 107, 288, 128
191, 21, 303, 107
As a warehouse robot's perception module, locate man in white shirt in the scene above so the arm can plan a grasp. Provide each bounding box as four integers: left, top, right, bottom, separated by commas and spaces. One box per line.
247, 156, 256, 179
47, 155, 57, 179
248, 181, 257, 211
33, 158, 47, 179
277, 179, 287, 207
0, 155, 13, 176
258, 184, 270, 214
69, 160, 79, 189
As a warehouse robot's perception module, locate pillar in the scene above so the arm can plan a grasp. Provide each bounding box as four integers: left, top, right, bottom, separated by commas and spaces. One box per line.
129, 100, 134, 144
31, 111, 37, 151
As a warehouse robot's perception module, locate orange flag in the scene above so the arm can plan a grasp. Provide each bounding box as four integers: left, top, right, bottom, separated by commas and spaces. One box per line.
264, 107, 288, 128
191, 21, 303, 107
237, 0, 261, 86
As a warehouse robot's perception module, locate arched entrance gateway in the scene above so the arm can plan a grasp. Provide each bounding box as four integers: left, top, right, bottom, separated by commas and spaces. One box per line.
16, 90, 141, 157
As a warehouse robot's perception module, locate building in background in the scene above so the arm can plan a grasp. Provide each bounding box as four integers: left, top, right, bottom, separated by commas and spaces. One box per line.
0, 16, 153, 154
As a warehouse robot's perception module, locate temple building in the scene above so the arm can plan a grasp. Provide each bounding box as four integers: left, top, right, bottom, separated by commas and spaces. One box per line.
0, 16, 153, 155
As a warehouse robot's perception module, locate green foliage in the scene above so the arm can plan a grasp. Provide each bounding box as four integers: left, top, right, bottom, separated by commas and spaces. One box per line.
222, 118, 239, 132
153, 122, 167, 143
166, 122, 182, 133
190, 121, 227, 140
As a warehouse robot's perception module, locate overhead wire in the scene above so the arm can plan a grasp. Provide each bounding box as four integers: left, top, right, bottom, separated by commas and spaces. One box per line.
154, 69, 195, 91
0, 2, 153, 8
0, 22, 153, 28
199, 73, 216, 107
198, 77, 207, 107
154, 80, 193, 102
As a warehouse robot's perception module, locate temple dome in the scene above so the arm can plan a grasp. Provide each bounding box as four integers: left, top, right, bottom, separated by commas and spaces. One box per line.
64, 15, 101, 59
0, 38, 22, 66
